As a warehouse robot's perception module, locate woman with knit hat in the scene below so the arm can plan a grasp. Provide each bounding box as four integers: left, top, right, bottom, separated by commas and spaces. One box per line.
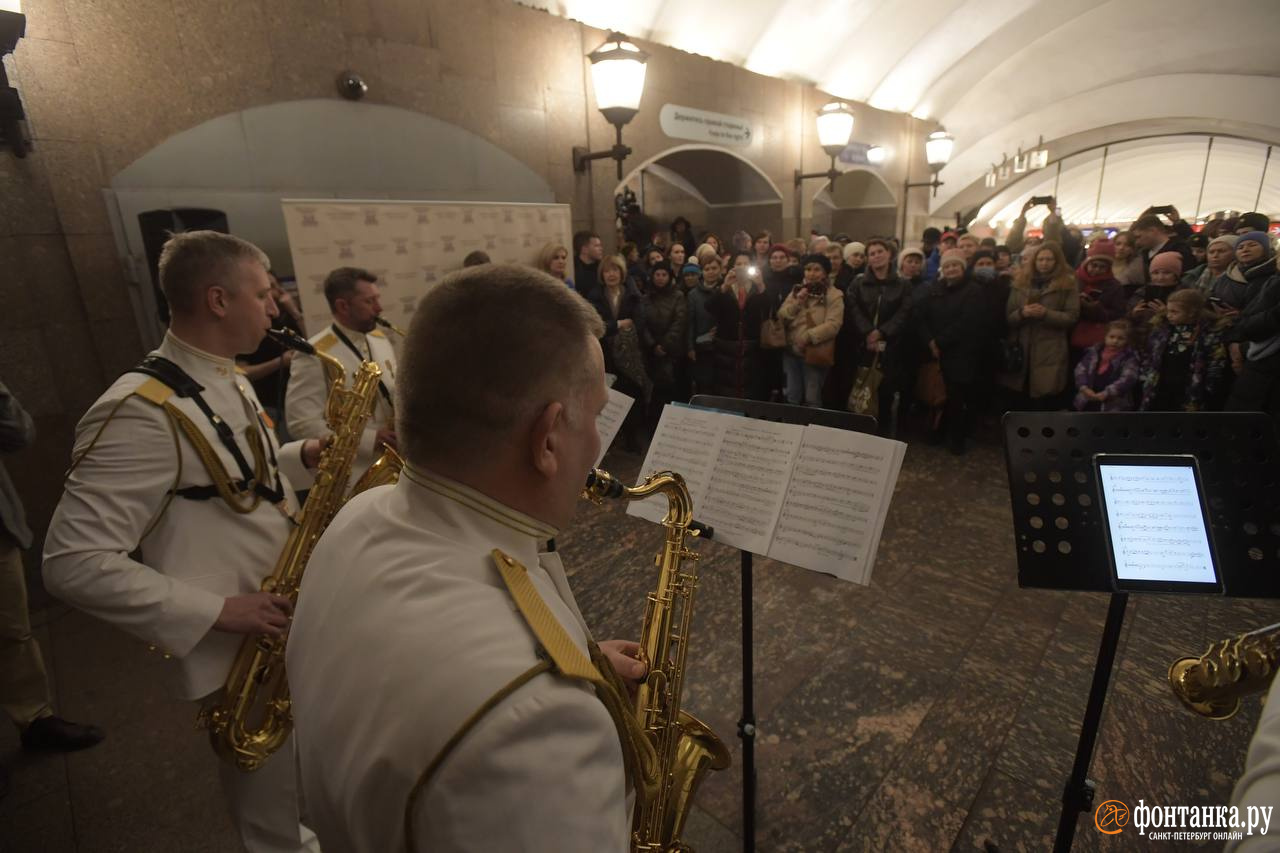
843, 241, 867, 279
1128, 251, 1185, 329
1071, 239, 1127, 360
999, 241, 1081, 407
1224, 233, 1280, 419
1194, 234, 1243, 305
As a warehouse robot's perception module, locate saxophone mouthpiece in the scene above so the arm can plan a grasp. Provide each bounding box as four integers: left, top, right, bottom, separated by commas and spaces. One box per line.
267, 327, 316, 355
585, 468, 625, 499
374, 316, 407, 336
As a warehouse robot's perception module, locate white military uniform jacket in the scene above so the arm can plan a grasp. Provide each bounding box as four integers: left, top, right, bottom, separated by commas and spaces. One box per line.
43, 333, 312, 700
285, 321, 396, 484
288, 466, 628, 853
1229, 674, 1280, 851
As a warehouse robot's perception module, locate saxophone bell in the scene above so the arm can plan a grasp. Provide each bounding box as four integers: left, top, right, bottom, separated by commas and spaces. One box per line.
1169, 622, 1280, 720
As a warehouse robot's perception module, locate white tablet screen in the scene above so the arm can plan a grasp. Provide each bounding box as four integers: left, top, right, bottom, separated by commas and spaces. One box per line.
1097, 462, 1217, 585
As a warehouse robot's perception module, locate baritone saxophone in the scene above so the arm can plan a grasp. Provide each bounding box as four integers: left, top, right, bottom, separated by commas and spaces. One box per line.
1169, 622, 1280, 720
585, 468, 731, 852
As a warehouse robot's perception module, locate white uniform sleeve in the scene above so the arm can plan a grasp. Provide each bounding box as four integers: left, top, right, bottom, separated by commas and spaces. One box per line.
285, 352, 329, 441
42, 397, 225, 657
276, 439, 313, 490
414, 678, 629, 853
1228, 676, 1280, 851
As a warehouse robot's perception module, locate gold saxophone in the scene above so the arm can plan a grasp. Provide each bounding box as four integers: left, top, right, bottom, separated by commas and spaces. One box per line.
1169, 623, 1280, 720
585, 468, 731, 852
198, 328, 385, 771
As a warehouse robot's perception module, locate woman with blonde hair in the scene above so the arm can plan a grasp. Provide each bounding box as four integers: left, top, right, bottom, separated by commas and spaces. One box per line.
536, 242, 572, 288
999, 240, 1081, 407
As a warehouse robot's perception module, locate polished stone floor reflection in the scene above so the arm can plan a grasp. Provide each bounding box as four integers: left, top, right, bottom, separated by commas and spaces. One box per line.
4, 438, 1277, 852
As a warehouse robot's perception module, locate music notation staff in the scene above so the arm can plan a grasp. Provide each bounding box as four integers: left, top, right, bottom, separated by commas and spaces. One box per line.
1099, 463, 1216, 584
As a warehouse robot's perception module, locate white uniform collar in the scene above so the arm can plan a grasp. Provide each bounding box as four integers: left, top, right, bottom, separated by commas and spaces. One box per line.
161, 331, 238, 381
333, 320, 370, 345
399, 465, 558, 567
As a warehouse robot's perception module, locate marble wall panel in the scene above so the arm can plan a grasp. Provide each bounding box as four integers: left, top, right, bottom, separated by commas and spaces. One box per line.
7, 36, 93, 143
64, 233, 133, 324
38, 139, 110, 235
0, 151, 61, 236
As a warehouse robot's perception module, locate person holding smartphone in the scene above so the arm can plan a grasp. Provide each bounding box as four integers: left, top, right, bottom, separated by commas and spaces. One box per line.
998, 241, 1080, 408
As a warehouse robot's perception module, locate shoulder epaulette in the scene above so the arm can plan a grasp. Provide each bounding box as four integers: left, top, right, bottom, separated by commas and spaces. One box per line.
132, 378, 175, 406
369, 328, 386, 339
314, 332, 338, 353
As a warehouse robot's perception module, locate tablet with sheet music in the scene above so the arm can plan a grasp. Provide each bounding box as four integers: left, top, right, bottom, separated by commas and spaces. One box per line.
1094, 454, 1223, 594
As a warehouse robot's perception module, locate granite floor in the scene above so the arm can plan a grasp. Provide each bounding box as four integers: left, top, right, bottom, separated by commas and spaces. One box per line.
4, 431, 1279, 852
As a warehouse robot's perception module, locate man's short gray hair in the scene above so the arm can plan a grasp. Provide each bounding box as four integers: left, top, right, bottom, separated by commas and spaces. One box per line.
158, 231, 269, 316
397, 264, 605, 468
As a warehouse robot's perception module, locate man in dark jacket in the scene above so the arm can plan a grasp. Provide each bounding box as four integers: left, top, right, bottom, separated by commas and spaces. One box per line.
572, 230, 604, 297
1, 380, 105, 782
1132, 213, 1196, 282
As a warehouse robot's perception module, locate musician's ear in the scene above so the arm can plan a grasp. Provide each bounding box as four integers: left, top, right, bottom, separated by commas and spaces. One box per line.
530, 400, 564, 480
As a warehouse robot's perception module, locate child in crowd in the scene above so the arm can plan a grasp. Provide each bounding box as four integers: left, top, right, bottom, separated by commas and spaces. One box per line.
1139, 288, 1228, 412
1073, 320, 1140, 412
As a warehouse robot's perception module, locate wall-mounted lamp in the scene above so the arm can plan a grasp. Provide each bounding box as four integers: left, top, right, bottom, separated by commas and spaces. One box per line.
866, 145, 887, 165
573, 32, 648, 180
898, 128, 955, 240
0, 0, 29, 158
795, 101, 855, 195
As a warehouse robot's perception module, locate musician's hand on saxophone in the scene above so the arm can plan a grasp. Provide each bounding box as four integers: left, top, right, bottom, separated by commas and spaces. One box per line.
301, 435, 331, 470
213, 592, 293, 636
598, 638, 648, 699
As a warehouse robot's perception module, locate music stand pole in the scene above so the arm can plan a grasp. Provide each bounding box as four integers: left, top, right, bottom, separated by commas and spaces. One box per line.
1053, 592, 1128, 852
740, 549, 757, 853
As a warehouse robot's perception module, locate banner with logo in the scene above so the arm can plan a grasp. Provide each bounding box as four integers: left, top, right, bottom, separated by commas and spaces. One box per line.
281, 199, 572, 334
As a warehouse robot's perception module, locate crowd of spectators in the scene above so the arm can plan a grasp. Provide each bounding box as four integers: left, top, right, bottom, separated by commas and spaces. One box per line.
537, 202, 1278, 455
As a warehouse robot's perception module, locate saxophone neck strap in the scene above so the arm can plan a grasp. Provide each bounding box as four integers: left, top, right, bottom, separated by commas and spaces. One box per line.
330, 324, 394, 410
130, 355, 284, 507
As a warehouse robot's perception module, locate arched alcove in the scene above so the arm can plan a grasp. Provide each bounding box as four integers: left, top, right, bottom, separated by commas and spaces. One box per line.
615, 144, 784, 244
107, 99, 554, 345
810, 167, 899, 239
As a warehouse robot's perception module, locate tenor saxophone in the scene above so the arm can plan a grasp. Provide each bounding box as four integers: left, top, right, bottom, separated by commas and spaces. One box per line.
1169, 623, 1280, 720
198, 328, 384, 771
585, 469, 731, 852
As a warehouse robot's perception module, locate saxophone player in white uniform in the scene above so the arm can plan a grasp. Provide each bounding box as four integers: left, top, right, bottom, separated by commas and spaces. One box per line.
42, 232, 325, 853
285, 266, 397, 485
288, 264, 647, 852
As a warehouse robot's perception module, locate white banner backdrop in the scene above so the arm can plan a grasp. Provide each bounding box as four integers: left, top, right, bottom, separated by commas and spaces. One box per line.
281, 199, 573, 334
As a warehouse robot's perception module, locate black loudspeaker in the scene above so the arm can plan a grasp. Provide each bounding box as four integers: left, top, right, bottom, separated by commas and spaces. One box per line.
137, 208, 229, 325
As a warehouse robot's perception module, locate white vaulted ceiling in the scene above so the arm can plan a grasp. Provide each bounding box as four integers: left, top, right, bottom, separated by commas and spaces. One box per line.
522, 0, 1280, 218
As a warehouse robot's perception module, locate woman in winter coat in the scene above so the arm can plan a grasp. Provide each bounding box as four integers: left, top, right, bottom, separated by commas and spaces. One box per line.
917, 250, 987, 454
686, 257, 721, 395
589, 254, 649, 448
841, 238, 912, 430
1225, 233, 1280, 420
999, 241, 1081, 407
707, 252, 770, 400
1071, 238, 1127, 360
1111, 232, 1146, 295
640, 260, 688, 429
777, 253, 844, 407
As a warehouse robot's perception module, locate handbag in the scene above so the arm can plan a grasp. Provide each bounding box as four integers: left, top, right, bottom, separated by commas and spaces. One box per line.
848, 352, 883, 416
846, 292, 884, 414
915, 360, 947, 408
803, 338, 835, 367
760, 315, 786, 349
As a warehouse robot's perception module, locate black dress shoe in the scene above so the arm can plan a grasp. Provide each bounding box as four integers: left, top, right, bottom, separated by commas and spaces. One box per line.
20, 716, 106, 753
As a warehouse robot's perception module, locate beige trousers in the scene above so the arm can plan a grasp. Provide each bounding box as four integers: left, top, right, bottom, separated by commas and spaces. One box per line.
0, 539, 52, 728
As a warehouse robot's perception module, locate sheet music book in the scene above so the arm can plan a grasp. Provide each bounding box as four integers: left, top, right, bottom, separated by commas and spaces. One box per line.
627, 404, 905, 584
594, 388, 635, 467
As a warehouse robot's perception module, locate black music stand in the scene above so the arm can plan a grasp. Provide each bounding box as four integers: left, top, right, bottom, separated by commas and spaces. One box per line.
689, 396, 877, 853
1002, 411, 1280, 852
